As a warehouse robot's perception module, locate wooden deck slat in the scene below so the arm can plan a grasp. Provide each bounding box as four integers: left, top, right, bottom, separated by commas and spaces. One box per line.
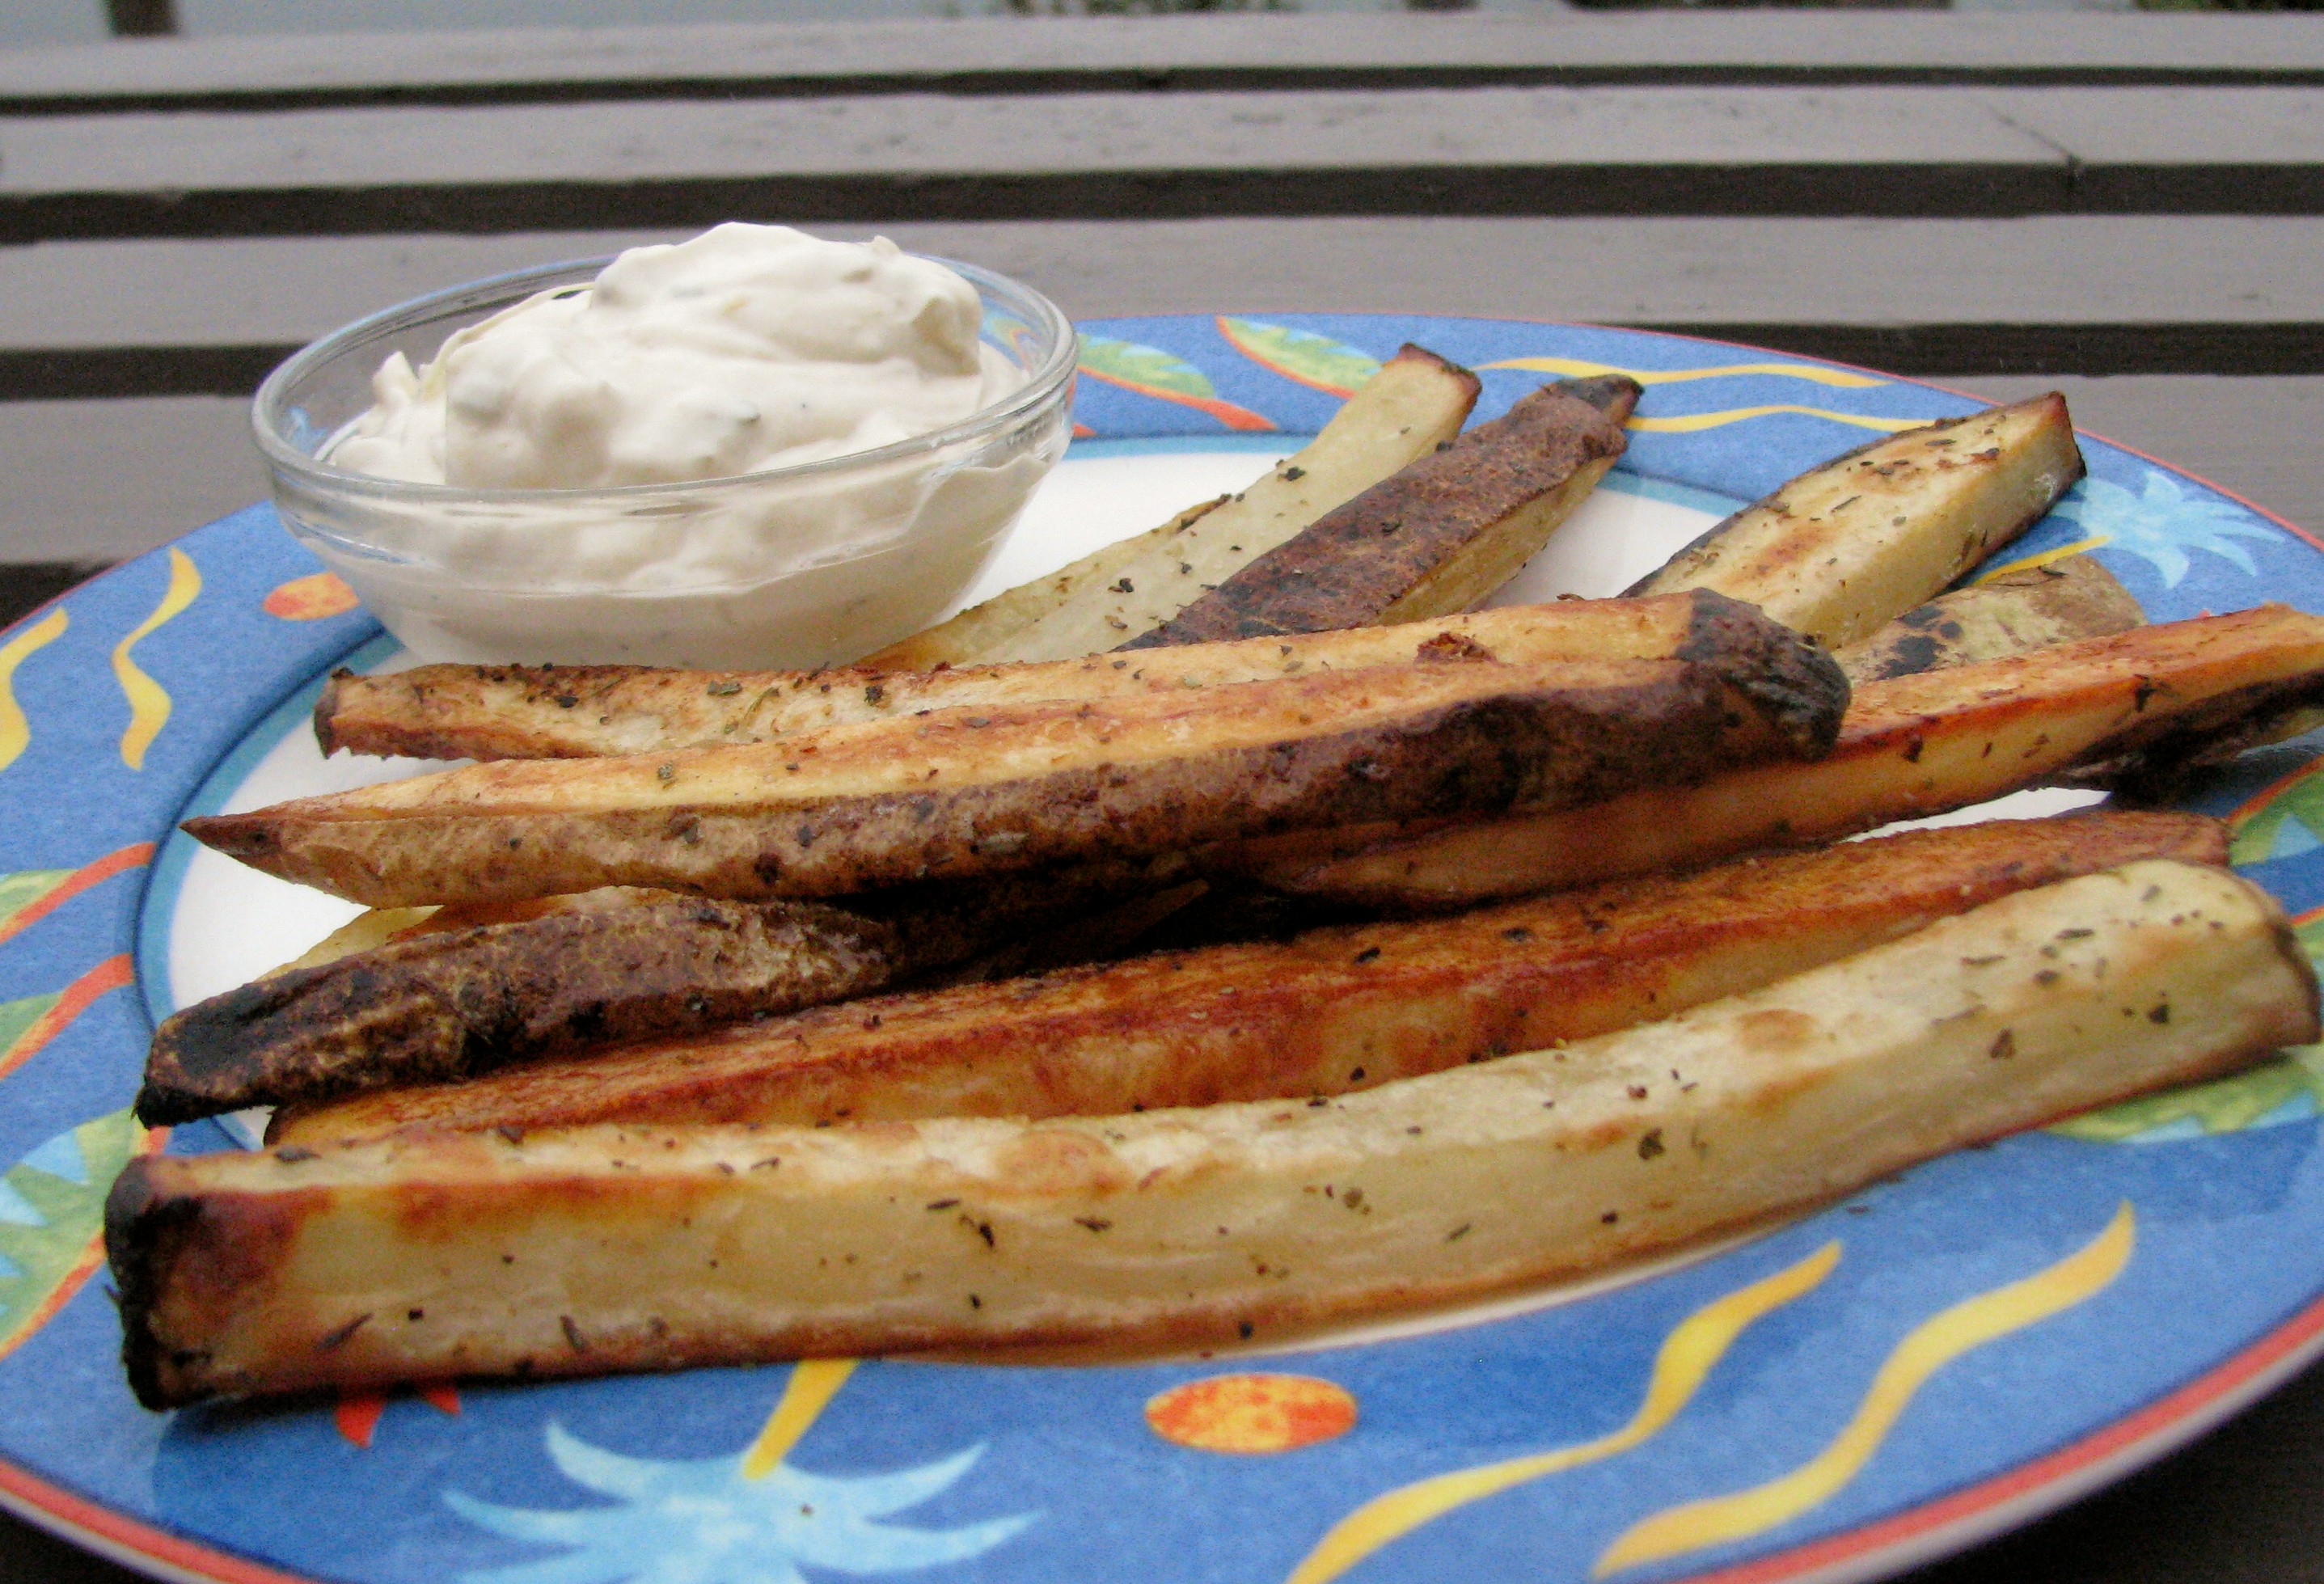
5, 86, 2318, 244
3, 217, 2322, 398
1, 87, 2090, 242
7, 15, 2324, 114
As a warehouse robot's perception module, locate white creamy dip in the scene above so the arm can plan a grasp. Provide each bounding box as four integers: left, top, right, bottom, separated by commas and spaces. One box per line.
288, 226, 1066, 670
333, 224, 1027, 488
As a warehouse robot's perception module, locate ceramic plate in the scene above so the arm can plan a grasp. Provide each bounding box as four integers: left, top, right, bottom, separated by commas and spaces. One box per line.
4, 315, 2323, 1584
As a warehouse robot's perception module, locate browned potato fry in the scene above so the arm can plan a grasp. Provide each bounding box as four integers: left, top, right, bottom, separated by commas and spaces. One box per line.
1241, 603, 2324, 908
112, 860, 2315, 1404
139, 857, 1189, 1126
268, 809, 2225, 1147
862, 345, 1481, 669
1631, 394, 2085, 649
319, 590, 1811, 764
1123, 376, 1637, 647
1836, 555, 2144, 686
188, 609, 1846, 909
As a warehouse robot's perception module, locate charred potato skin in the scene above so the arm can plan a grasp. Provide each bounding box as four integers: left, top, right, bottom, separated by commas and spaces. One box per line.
1124, 377, 1638, 648
268, 810, 2229, 1146
1837, 555, 2144, 686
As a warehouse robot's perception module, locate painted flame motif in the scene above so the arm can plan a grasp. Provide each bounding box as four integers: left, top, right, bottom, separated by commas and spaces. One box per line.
1481, 357, 1886, 391
1285, 1244, 1840, 1584
0, 608, 68, 776
112, 547, 202, 771
0, 956, 134, 1087
0, 844, 153, 953
1593, 1204, 2135, 1577
263, 572, 360, 622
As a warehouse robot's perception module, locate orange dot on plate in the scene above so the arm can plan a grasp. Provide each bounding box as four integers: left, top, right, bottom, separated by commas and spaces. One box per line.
264, 572, 360, 621
1145, 1373, 1357, 1454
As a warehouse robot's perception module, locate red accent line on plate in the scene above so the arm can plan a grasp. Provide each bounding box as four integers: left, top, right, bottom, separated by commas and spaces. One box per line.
0, 1455, 321, 1584
420, 1383, 463, 1416
0, 956, 133, 1082
1669, 1280, 2324, 1584
0, 844, 154, 951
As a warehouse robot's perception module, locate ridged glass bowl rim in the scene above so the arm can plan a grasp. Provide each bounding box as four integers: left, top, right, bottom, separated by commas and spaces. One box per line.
250, 251, 1080, 508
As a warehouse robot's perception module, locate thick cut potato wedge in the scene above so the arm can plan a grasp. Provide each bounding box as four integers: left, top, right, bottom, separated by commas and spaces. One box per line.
140, 858, 1186, 1125
1123, 377, 1636, 648
1630, 394, 2085, 649
1245, 603, 2324, 906
1836, 554, 2143, 685
269, 811, 2225, 1147
188, 618, 1847, 909
318, 591, 1814, 764
111, 860, 2317, 1404
861, 345, 1480, 669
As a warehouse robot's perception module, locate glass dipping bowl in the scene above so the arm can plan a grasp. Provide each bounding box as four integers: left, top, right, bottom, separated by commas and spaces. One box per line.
253, 254, 1077, 669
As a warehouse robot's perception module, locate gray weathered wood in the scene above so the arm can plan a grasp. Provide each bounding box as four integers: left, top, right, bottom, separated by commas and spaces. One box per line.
6, 15, 2324, 115
4, 85, 2319, 243
5, 217, 2322, 398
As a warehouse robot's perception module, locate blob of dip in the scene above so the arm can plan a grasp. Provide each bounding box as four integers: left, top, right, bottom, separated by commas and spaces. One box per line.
257, 225, 1075, 669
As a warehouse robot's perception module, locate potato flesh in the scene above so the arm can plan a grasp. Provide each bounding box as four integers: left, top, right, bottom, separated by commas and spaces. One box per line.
1836, 554, 2144, 686
112, 860, 2316, 1404
861, 346, 1479, 669
1634, 394, 2085, 649
1256, 604, 2324, 906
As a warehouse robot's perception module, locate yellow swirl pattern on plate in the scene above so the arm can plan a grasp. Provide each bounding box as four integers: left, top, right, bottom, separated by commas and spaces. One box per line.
0, 608, 69, 775
1286, 1243, 1841, 1584
111, 547, 201, 771
1595, 1204, 2135, 1577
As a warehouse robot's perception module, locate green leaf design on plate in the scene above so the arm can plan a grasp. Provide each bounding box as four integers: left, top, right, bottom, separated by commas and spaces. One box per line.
2051, 1050, 2324, 1143
0, 869, 73, 939
1076, 335, 1219, 401
0, 992, 58, 1063
0, 1108, 145, 1356
2230, 765, 2324, 866
1219, 319, 1382, 395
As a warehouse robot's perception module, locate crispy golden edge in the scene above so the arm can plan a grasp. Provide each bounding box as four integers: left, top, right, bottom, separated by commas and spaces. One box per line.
1242, 604, 2324, 906
268, 809, 2227, 1147
1124, 377, 1636, 646
111, 861, 2316, 1404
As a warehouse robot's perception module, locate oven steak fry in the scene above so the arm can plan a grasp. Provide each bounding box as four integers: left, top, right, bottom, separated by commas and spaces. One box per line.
315, 590, 1809, 764
1629, 394, 2085, 649
137, 856, 1190, 1126
267, 810, 2226, 1147
1122, 376, 1636, 648
185, 603, 1848, 910
862, 344, 1481, 670
111, 860, 2317, 1406
1237, 603, 2324, 908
